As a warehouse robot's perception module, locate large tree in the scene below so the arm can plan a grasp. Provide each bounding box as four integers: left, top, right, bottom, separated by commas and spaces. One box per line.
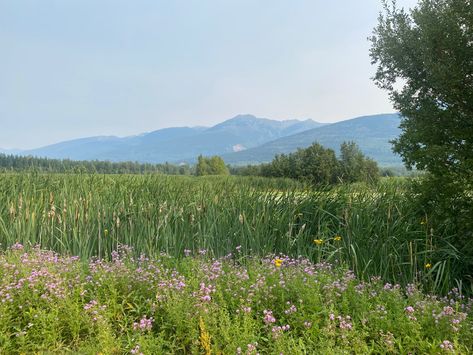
370, 0, 473, 176
370, 0, 473, 279
340, 141, 380, 183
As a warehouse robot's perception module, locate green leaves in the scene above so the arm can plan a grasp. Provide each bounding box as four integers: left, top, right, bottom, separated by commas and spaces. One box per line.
195, 155, 230, 176
370, 0, 473, 286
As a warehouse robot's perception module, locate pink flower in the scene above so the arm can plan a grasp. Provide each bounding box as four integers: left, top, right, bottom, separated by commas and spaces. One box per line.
284, 304, 297, 315
442, 306, 454, 315
130, 344, 143, 355
133, 316, 153, 331
201, 295, 211, 302
242, 306, 252, 313
440, 340, 454, 351
263, 310, 276, 324
11, 242, 24, 250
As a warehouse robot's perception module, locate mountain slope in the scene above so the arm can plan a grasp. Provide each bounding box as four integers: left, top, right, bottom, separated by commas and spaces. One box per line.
221, 113, 403, 166
0, 148, 22, 155
23, 115, 323, 163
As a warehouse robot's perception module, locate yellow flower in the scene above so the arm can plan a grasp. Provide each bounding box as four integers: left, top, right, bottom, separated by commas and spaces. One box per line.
420, 218, 427, 225
313, 239, 324, 246
425, 263, 432, 269
274, 258, 283, 268
199, 317, 211, 355
334, 235, 342, 241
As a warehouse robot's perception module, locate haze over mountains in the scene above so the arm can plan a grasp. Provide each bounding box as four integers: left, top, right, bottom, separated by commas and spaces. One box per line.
0, 148, 22, 155
6, 113, 402, 166
222, 114, 402, 166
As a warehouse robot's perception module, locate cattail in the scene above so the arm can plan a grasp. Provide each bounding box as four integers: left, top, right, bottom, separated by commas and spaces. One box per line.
9, 205, 16, 218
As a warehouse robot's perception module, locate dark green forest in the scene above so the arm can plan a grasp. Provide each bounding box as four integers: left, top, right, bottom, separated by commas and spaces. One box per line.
0, 154, 192, 175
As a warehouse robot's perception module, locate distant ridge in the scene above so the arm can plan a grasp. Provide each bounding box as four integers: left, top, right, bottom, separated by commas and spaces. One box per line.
13, 113, 402, 166
21, 115, 325, 164
0, 148, 22, 155
221, 113, 403, 166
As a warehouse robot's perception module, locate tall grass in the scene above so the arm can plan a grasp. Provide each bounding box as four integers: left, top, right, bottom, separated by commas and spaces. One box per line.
0, 173, 458, 293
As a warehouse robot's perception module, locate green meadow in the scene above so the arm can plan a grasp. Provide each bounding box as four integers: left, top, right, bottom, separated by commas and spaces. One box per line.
0, 173, 471, 353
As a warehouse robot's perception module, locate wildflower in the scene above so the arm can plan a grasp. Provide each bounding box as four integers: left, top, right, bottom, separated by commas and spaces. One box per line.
242, 306, 252, 313
263, 310, 276, 324
442, 306, 454, 316
199, 317, 211, 355
405, 306, 415, 314
195, 282, 215, 303
133, 316, 153, 331
11, 242, 24, 250
247, 342, 258, 353
313, 239, 324, 246
271, 325, 290, 339
274, 258, 283, 268
339, 319, 352, 330
130, 345, 143, 355
284, 304, 297, 315
440, 340, 454, 351
84, 300, 98, 311
334, 235, 342, 241
425, 263, 432, 269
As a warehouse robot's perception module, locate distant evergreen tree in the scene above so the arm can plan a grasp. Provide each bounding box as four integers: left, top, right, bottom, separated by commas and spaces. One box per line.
0, 154, 192, 175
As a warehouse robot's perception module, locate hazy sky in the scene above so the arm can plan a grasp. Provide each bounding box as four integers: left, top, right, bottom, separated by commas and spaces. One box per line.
0, 0, 418, 149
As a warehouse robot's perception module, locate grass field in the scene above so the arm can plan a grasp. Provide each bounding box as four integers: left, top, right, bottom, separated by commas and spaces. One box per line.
0, 173, 471, 353
0, 173, 458, 292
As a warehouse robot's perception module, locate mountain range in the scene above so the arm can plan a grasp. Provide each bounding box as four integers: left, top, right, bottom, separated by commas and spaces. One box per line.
7, 113, 403, 166
222, 113, 402, 166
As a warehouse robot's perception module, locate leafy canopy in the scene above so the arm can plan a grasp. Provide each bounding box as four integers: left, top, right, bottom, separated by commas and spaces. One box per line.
370, 0, 473, 279
196, 155, 229, 176
370, 0, 473, 177
259, 142, 379, 185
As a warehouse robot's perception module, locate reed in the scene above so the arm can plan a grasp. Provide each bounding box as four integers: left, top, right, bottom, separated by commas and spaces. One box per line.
0, 173, 457, 292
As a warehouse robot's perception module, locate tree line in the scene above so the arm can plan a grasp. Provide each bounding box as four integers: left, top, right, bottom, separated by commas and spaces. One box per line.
4, 141, 380, 185
0, 154, 192, 175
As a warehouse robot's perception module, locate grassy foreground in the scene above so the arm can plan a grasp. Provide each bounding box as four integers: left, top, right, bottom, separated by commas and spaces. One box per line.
0, 173, 461, 293
0, 244, 472, 354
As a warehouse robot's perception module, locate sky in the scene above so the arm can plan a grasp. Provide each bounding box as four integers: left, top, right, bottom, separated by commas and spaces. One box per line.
0, 0, 418, 150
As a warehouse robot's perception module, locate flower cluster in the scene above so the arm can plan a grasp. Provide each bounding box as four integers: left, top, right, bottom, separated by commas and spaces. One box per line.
133, 316, 153, 332
0, 245, 472, 354
263, 310, 276, 325
271, 324, 290, 339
